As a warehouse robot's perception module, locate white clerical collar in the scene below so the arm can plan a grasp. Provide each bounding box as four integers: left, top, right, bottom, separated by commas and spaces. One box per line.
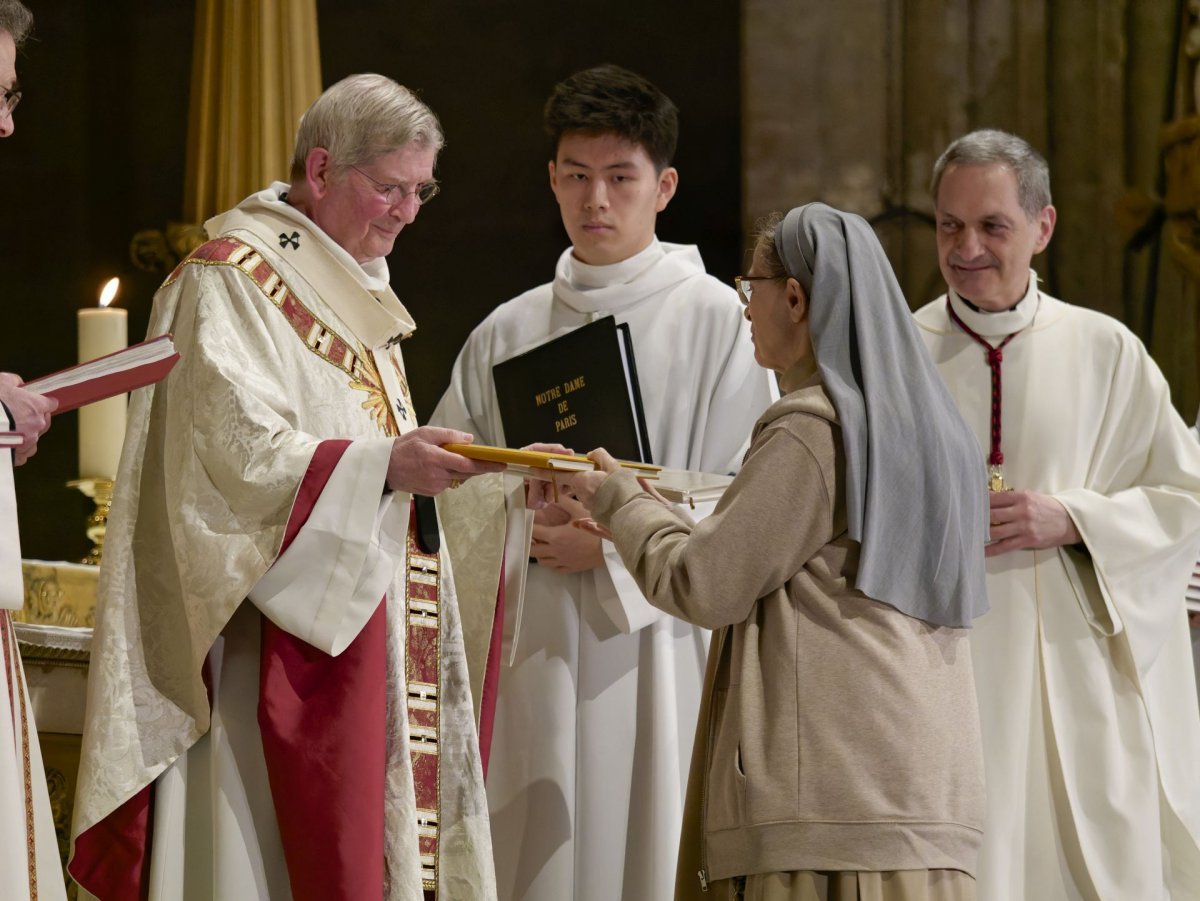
552, 237, 705, 315
562, 239, 666, 290
947, 269, 1040, 338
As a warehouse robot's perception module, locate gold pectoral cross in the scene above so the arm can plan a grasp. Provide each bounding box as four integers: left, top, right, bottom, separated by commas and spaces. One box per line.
988, 464, 1013, 493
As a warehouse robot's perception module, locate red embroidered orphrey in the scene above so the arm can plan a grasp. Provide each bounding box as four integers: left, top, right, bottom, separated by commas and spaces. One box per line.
946, 299, 1026, 491
405, 506, 442, 892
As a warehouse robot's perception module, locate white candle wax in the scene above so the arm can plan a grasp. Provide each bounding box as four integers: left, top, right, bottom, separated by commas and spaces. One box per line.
77, 305, 128, 478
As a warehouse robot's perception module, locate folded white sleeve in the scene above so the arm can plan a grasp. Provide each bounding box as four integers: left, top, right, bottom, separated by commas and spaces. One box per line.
248, 438, 407, 656
594, 543, 663, 634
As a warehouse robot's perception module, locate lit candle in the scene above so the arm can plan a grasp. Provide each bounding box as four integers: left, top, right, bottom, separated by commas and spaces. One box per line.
78, 278, 128, 478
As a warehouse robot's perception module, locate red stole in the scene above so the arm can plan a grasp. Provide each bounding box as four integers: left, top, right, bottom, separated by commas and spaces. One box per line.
258, 440, 387, 900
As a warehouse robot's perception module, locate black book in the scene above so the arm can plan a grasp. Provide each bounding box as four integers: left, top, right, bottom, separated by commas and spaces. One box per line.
492, 315, 653, 463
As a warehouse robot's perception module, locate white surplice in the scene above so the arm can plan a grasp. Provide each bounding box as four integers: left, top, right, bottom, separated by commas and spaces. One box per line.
432, 240, 777, 901
916, 276, 1200, 901
71, 184, 495, 901
0, 416, 67, 901
0, 605, 67, 901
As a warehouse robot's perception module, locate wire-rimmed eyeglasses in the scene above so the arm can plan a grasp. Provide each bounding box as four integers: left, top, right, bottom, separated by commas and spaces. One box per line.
734, 275, 778, 306
350, 165, 440, 205
1, 84, 21, 117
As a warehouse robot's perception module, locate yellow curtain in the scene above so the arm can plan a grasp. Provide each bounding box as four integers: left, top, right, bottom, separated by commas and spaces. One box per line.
182, 0, 322, 225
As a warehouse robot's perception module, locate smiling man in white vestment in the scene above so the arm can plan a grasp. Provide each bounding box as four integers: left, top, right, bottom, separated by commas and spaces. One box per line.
68, 74, 501, 901
915, 128, 1200, 900
431, 65, 776, 901
0, 3, 69, 900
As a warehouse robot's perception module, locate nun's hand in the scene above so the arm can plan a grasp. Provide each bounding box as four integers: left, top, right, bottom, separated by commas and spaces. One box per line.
555, 447, 621, 510
572, 518, 614, 542
588, 448, 622, 474
636, 477, 672, 507
555, 469, 609, 511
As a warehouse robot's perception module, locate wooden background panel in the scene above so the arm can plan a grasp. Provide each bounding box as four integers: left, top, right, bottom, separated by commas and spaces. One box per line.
1046, 0, 1129, 322
1133, 0, 1200, 422
1122, 0, 1175, 335
742, 0, 891, 242
1150, 249, 1199, 423
890, 0, 973, 304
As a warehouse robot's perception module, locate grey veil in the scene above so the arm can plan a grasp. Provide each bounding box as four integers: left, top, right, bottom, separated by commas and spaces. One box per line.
775, 203, 988, 627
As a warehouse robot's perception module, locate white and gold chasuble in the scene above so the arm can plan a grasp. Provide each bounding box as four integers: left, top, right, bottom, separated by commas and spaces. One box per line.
70, 185, 495, 901
916, 278, 1200, 901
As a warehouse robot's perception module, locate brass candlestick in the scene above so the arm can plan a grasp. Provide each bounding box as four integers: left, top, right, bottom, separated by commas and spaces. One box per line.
67, 478, 114, 566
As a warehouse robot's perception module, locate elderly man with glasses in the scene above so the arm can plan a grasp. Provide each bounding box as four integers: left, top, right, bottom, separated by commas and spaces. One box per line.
0, 4, 69, 901
70, 74, 500, 901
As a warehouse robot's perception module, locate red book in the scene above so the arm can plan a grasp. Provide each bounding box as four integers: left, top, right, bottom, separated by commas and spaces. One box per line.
25, 334, 180, 414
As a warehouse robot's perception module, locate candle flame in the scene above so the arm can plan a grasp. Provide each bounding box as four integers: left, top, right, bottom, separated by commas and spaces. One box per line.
98, 277, 120, 308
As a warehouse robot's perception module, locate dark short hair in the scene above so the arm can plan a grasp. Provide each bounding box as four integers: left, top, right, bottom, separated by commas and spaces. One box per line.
0, 0, 32, 47
543, 64, 679, 170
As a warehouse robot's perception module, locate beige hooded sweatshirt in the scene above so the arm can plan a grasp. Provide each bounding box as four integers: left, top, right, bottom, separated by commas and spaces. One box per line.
592, 365, 984, 895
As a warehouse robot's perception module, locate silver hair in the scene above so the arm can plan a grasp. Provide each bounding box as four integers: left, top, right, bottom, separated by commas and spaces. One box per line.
752, 211, 787, 278
931, 128, 1051, 219
290, 74, 444, 179
0, 0, 32, 47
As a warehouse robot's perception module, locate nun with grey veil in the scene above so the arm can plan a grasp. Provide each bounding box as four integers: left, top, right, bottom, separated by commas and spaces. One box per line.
559, 202, 989, 901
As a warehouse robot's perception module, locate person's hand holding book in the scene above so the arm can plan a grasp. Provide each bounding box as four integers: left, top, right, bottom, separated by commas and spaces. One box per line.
559, 448, 672, 542
520, 442, 574, 510
0, 373, 56, 465
554, 447, 618, 506
387, 427, 504, 495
